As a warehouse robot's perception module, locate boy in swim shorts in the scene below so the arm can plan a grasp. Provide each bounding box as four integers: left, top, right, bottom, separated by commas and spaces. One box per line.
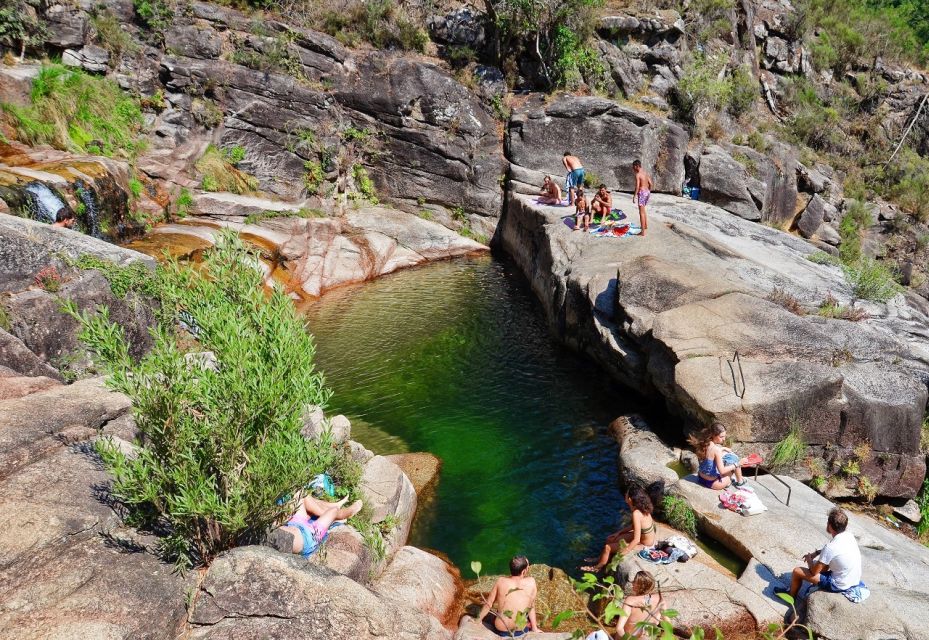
574, 188, 590, 232
632, 160, 653, 237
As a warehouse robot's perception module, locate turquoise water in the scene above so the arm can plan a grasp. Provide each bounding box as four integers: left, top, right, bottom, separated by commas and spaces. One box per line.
301, 255, 642, 575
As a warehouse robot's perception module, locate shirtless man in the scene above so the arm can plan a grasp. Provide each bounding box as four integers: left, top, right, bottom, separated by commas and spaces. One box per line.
590, 184, 613, 223
632, 160, 653, 237
477, 555, 539, 637
574, 188, 591, 232
539, 175, 563, 205
53, 209, 76, 229
563, 152, 585, 207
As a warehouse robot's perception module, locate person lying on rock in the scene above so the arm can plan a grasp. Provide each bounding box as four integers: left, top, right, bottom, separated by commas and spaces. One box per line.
575, 188, 591, 232
563, 152, 586, 206
778, 507, 863, 601
539, 175, 563, 205
53, 208, 75, 229
582, 485, 657, 572
279, 494, 362, 558
477, 555, 539, 637
689, 422, 748, 490
591, 184, 613, 223
615, 570, 667, 638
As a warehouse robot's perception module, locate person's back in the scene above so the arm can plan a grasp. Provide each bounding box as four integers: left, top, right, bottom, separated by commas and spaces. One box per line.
821, 529, 862, 590
616, 571, 664, 638
563, 154, 582, 171
477, 556, 539, 636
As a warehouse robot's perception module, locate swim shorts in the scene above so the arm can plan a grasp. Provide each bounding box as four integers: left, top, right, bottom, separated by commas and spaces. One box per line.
566, 167, 586, 190
637, 189, 651, 206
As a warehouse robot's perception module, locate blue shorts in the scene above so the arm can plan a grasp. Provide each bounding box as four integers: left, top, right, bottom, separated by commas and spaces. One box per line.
566, 168, 586, 190
818, 571, 842, 592
494, 626, 530, 637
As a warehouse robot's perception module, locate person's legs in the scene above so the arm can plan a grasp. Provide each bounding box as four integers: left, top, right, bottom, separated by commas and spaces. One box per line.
582, 541, 619, 571
280, 525, 305, 554
303, 495, 347, 517
789, 566, 822, 597
710, 476, 733, 490
311, 499, 364, 537
638, 205, 648, 236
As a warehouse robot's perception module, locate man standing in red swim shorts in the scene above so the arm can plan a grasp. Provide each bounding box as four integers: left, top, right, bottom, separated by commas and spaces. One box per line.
632, 160, 653, 237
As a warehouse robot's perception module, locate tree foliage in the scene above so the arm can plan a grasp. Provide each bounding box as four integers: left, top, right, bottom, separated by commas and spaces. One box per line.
65, 233, 357, 567
0, 0, 44, 59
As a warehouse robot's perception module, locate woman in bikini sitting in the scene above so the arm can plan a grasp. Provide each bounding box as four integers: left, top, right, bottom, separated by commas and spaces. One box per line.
279, 494, 363, 558
689, 422, 748, 490
615, 570, 666, 638
583, 485, 657, 572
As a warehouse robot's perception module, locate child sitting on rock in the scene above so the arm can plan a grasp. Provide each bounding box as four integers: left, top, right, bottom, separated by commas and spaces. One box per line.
582, 485, 657, 572
574, 188, 590, 232
689, 423, 748, 490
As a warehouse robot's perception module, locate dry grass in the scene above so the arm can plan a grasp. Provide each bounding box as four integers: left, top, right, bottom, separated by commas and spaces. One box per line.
766, 287, 807, 315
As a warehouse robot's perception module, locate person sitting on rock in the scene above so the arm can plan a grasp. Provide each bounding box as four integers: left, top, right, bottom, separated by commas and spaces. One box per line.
477, 555, 539, 637
574, 188, 591, 232
52, 208, 75, 229
689, 422, 748, 490
582, 485, 657, 572
778, 507, 864, 601
278, 494, 362, 558
539, 175, 563, 205
590, 184, 613, 223
563, 152, 586, 206
615, 570, 666, 638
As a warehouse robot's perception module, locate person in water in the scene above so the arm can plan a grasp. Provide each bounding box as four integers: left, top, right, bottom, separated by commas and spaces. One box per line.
615, 570, 666, 638
582, 485, 657, 572
574, 187, 591, 232
689, 423, 748, 490
563, 152, 586, 207
539, 175, 563, 205
53, 208, 75, 229
632, 160, 652, 237
477, 555, 540, 637
279, 494, 362, 557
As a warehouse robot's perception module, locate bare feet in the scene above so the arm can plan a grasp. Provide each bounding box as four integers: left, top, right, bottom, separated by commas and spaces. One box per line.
581, 564, 603, 573
336, 499, 363, 522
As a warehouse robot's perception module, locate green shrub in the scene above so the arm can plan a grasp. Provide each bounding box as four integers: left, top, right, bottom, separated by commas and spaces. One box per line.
128, 177, 144, 200
582, 171, 602, 189
63, 233, 357, 568
686, 0, 736, 43
446, 45, 476, 68
1, 65, 144, 159
190, 97, 223, 129
133, 0, 172, 38
746, 130, 768, 152
0, 0, 44, 59
72, 255, 159, 299
807, 251, 840, 266
320, 0, 428, 53
303, 160, 324, 195
838, 200, 871, 264
175, 188, 193, 219
660, 495, 697, 538
843, 256, 903, 302
918, 477, 929, 540
817, 293, 867, 321
351, 164, 378, 204
229, 32, 304, 78
727, 66, 757, 117
671, 53, 732, 124
244, 207, 326, 225
769, 420, 807, 469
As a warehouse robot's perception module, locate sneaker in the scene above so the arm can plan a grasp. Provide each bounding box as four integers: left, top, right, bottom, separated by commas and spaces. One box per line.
733, 479, 748, 488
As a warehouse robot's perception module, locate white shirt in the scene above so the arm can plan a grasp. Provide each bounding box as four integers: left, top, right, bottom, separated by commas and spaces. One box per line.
819, 530, 862, 591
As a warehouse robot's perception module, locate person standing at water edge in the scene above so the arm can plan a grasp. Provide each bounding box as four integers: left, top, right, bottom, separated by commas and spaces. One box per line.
477, 555, 539, 637
632, 160, 652, 237
563, 152, 585, 207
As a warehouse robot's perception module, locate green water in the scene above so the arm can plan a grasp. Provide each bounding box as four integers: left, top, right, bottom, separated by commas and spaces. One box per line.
301, 255, 641, 575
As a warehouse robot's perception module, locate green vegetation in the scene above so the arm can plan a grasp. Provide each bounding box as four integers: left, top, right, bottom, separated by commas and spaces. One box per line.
918, 477, 929, 541
174, 188, 194, 219
303, 160, 324, 195
243, 207, 326, 225
128, 177, 144, 200
351, 164, 378, 204
320, 0, 428, 52
770, 421, 808, 469
0, 0, 44, 60
63, 234, 370, 568
1, 65, 144, 159
817, 294, 867, 321
843, 257, 903, 302
841, 458, 861, 477
195, 144, 259, 194
684, 0, 736, 44
229, 31, 305, 78
0, 302, 10, 332
72, 255, 158, 298
91, 8, 139, 61
190, 97, 224, 129
133, 0, 173, 39
418, 210, 434, 221
660, 495, 697, 538
671, 53, 744, 125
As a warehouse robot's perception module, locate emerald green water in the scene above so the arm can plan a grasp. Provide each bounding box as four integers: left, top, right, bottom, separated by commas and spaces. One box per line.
301, 255, 640, 575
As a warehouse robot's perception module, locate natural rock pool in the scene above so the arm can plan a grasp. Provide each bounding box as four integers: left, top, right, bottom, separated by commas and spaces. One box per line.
301, 254, 640, 575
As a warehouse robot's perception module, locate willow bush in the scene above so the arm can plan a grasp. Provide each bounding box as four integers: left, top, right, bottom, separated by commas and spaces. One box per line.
65, 233, 357, 567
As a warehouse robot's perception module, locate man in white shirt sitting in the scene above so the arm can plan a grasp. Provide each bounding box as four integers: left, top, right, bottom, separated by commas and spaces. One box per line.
779, 507, 862, 598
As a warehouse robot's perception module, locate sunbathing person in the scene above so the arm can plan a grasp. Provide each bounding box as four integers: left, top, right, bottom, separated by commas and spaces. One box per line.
591, 184, 613, 223
583, 485, 657, 572
539, 175, 563, 205
280, 494, 362, 557
615, 570, 666, 638
477, 555, 540, 637
778, 507, 863, 600
689, 423, 747, 490
574, 188, 591, 231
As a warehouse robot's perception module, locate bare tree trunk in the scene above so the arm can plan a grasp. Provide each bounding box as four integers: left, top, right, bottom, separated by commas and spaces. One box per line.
887, 93, 929, 167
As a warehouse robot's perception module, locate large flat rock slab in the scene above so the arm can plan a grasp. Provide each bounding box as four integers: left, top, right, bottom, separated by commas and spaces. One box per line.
499, 191, 929, 499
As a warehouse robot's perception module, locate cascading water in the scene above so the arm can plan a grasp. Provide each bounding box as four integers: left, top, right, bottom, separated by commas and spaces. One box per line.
23, 182, 66, 224
74, 180, 101, 238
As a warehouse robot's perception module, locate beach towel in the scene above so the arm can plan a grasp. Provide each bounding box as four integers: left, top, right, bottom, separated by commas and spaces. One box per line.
719, 486, 767, 516
665, 535, 698, 559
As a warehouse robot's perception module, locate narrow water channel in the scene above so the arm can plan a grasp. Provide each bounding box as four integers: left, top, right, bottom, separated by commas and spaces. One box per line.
301, 254, 642, 575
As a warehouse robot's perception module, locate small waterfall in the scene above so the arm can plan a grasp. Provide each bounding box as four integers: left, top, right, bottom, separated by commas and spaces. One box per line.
23, 182, 66, 224
74, 180, 101, 238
